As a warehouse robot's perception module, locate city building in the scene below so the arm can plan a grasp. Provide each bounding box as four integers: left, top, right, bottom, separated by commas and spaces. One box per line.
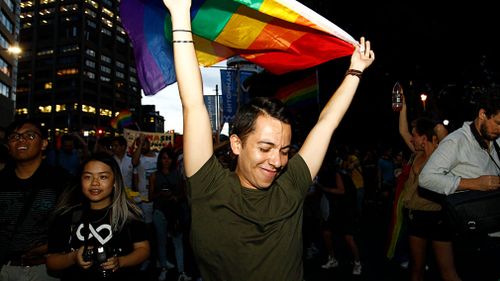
15, 0, 142, 138
0, 0, 20, 128
141, 104, 164, 133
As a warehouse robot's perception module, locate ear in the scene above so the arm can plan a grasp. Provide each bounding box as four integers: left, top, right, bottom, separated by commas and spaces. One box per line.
479, 109, 487, 120
41, 139, 49, 151
230, 134, 242, 155
431, 135, 439, 145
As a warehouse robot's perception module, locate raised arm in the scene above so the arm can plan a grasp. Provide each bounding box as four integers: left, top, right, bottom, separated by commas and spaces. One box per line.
399, 95, 415, 152
298, 38, 375, 179
163, 0, 213, 177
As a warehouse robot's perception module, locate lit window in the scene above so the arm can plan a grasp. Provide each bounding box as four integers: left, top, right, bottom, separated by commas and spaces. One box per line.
60, 4, 78, 12
102, 17, 113, 28
117, 26, 126, 35
20, 1, 33, 8
85, 8, 96, 18
101, 28, 111, 36
38, 105, 52, 113
85, 0, 98, 9
16, 108, 28, 115
37, 49, 54, 56
86, 48, 96, 57
56, 104, 66, 112
57, 68, 79, 76
44, 82, 53, 89
100, 76, 111, 82
85, 60, 96, 68
84, 71, 95, 79
100, 108, 113, 117
100, 54, 111, 63
102, 7, 114, 18
100, 65, 111, 74
20, 11, 34, 19
61, 45, 79, 53
39, 8, 55, 16
82, 104, 96, 114
40, 0, 56, 5
115, 71, 124, 79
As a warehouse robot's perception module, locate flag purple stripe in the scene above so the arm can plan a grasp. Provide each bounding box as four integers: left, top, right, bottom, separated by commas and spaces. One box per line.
120, 0, 176, 95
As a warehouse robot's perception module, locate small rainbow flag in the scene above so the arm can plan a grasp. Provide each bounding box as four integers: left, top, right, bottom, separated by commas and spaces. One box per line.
119, 0, 357, 96
111, 110, 134, 129
275, 72, 318, 109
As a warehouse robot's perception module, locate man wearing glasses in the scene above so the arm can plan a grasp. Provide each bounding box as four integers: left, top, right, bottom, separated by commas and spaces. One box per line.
0, 119, 74, 281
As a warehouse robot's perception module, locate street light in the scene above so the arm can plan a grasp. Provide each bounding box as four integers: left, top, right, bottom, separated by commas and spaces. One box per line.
420, 92, 428, 112
1, 45, 22, 55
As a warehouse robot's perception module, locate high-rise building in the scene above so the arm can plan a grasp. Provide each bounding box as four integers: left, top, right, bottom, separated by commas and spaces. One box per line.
15, 0, 141, 138
0, 0, 20, 128
141, 104, 164, 133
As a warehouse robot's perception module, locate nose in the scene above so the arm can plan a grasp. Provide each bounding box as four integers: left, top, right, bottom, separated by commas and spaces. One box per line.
91, 176, 100, 185
268, 149, 283, 169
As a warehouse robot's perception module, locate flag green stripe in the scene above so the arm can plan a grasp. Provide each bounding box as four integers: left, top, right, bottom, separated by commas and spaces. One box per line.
192, 0, 240, 41
234, 0, 265, 10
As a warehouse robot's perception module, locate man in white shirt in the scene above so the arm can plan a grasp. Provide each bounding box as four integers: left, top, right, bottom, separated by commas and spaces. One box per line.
111, 136, 140, 189
419, 93, 500, 281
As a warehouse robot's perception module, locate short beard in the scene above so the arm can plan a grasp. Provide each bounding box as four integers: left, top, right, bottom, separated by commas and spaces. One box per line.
480, 122, 499, 141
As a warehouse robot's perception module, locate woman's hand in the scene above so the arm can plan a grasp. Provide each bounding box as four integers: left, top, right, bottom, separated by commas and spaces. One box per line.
162, 0, 191, 13
102, 256, 121, 273
349, 37, 375, 72
76, 246, 93, 269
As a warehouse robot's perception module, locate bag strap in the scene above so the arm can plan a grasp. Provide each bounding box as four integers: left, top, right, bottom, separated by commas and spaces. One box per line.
470, 122, 500, 174
492, 141, 500, 173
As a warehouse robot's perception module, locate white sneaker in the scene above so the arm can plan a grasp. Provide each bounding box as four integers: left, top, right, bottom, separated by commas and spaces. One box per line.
178, 272, 192, 281
352, 261, 362, 275
321, 256, 339, 269
158, 269, 168, 281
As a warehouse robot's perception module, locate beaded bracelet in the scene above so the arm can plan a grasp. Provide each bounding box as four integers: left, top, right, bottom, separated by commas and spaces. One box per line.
172, 40, 194, 43
345, 69, 363, 78
172, 29, 192, 33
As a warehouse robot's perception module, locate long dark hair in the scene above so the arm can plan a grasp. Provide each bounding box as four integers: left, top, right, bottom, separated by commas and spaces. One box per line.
53, 152, 142, 232
156, 147, 177, 172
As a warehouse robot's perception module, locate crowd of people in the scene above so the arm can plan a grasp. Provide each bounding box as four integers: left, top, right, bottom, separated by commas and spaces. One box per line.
0, 0, 499, 280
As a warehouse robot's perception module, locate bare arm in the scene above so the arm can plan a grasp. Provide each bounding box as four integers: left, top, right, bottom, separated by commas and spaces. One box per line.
131, 136, 143, 167
47, 246, 90, 271
163, 0, 213, 177
399, 96, 414, 152
298, 38, 375, 179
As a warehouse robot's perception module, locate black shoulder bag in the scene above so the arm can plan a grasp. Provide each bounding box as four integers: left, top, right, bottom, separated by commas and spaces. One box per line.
441, 124, 500, 238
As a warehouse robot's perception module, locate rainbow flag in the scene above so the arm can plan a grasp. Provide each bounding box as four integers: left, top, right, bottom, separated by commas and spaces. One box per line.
275, 72, 318, 109
111, 110, 134, 129
119, 0, 357, 96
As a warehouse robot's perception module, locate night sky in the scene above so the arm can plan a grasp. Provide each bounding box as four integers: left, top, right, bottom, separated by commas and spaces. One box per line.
295, 0, 500, 151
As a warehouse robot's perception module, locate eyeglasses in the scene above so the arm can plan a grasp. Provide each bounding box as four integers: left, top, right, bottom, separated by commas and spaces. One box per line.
7, 131, 41, 142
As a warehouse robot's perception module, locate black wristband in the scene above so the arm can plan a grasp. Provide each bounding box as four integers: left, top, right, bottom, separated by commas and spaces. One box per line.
345, 69, 363, 78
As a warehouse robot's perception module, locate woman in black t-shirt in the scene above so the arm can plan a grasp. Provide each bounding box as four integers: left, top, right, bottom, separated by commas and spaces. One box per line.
47, 152, 150, 281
